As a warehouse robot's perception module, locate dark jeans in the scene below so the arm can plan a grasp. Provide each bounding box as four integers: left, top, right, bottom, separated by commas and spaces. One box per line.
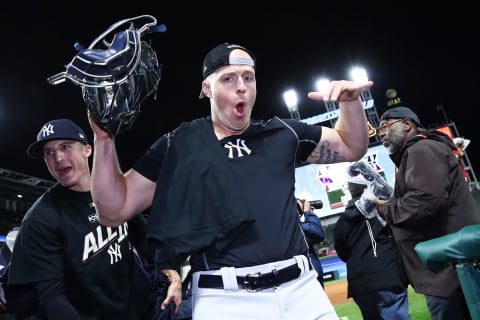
177, 286, 192, 320
425, 294, 472, 320
353, 286, 411, 320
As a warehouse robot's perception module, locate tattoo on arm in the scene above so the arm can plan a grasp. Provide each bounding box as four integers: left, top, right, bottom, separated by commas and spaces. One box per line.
309, 140, 345, 164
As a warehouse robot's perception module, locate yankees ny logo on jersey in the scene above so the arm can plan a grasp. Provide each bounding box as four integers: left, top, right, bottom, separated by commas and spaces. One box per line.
224, 139, 251, 158
107, 243, 122, 264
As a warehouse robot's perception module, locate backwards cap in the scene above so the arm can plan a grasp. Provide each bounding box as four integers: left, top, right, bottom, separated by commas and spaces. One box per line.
27, 119, 89, 159
199, 43, 256, 98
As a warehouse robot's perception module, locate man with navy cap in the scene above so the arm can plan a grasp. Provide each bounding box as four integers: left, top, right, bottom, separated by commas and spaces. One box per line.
88, 42, 373, 319
6, 119, 150, 319
374, 106, 480, 320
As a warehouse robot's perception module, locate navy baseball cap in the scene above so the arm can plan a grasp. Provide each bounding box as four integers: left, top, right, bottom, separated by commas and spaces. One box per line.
27, 119, 89, 158
380, 106, 423, 128
199, 43, 256, 98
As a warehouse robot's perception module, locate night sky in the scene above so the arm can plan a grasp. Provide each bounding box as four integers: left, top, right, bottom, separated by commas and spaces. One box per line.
1, 4, 478, 183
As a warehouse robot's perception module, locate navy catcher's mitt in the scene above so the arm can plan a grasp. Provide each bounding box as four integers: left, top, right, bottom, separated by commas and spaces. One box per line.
47, 15, 166, 135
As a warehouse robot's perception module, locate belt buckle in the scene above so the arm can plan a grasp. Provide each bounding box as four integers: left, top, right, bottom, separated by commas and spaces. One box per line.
244, 272, 266, 292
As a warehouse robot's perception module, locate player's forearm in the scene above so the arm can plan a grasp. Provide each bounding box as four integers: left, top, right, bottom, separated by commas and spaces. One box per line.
335, 98, 369, 161
91, 135, 128, 226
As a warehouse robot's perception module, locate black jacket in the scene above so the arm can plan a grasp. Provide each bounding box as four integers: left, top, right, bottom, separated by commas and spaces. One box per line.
334, 197, 408, 297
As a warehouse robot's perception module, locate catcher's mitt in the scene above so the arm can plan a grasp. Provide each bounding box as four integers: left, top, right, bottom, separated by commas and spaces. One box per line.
47, 15, 166, 135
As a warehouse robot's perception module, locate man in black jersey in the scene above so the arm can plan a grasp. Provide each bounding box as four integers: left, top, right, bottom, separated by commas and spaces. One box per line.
6, 119, 147, 319
88, 43, 372, 319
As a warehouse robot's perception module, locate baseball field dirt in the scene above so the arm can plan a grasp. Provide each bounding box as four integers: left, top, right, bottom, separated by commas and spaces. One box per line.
324, 280, 352, 305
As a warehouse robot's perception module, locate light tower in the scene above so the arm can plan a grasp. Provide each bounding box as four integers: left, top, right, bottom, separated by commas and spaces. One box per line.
283, 89, 301, 120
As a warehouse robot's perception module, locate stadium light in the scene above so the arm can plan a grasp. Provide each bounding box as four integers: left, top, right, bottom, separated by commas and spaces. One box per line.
283, 89, 301, 120
349, 67, 368, 82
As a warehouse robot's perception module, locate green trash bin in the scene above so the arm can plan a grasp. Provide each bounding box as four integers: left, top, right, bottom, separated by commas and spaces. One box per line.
414, 224, 480, 320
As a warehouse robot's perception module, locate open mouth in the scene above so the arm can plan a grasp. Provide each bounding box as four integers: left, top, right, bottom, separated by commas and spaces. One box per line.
234, 102, 246, 116
57, 166, 72, 175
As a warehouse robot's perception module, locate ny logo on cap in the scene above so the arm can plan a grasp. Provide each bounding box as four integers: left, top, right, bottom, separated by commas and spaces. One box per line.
42, 124, 55, 137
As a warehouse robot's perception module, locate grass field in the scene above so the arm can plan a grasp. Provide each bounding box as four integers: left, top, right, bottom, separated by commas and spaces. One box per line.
334, 286, 431, 320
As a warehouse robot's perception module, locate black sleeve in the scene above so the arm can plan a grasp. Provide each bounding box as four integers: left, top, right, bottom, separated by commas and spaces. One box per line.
281, 118, 322, 164
35, 279, 81, 320
133, 134, 169, 182
332, 217, 349, 262
128, 212, 148, 256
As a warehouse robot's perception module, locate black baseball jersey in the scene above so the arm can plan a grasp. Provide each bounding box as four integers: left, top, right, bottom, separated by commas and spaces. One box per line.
8, 184, 137, 319
134, 116, 322, 272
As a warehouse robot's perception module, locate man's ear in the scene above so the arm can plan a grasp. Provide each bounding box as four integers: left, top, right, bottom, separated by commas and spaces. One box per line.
84, 144, 93, 157
404, 118, 414, 131
202, 80, 211, 98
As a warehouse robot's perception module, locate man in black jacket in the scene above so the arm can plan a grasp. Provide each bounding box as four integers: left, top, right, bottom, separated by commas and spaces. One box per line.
333, 165, 411, 320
